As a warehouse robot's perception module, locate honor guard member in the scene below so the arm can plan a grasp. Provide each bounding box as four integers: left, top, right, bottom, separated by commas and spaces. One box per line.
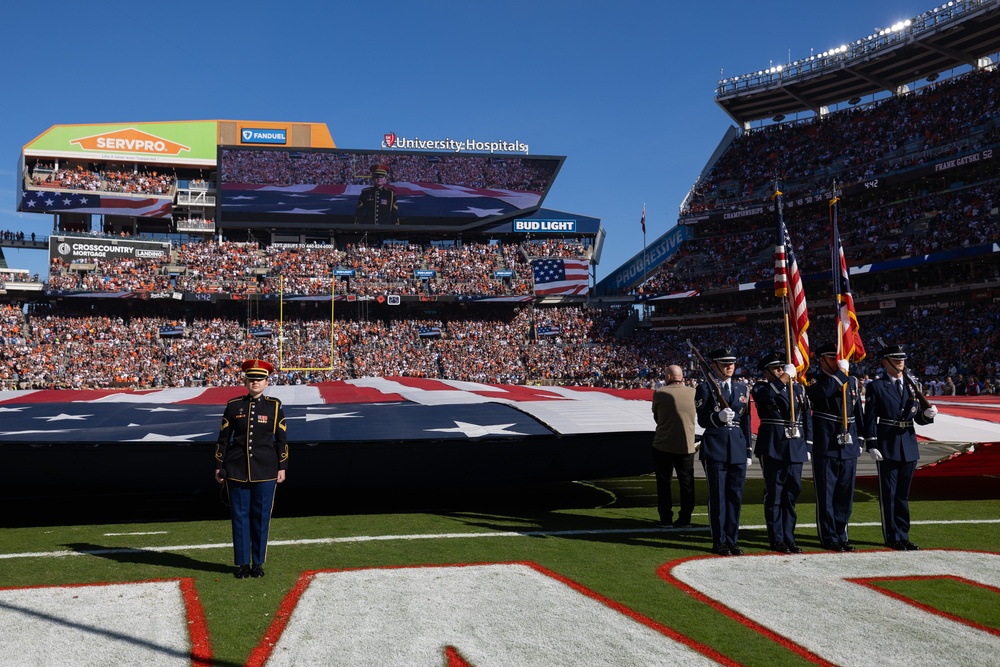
863, 344, 938, 550
354, 163, 399, 225
751, 353, 812, 554
805, 343, 863, 552
695, 347, 752, 556
215, 359, 289, 579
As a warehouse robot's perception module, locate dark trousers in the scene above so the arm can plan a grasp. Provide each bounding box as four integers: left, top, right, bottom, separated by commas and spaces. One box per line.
701, 459, 746, 546
652, 448, 695, 524
228, 479, 277, 566
875, 458, 918, 545
760, 456, 803, 547
812, 456, 857, 545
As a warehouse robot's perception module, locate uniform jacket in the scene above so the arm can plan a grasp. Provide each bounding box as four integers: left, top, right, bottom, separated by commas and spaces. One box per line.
651, 383, 697, 455
805, 369, 863, 459
751, 378, 812, 461
215, 394, 289, 482
695, 379, 751, 464
863, 375, 933, 462
354, 185, 399, 225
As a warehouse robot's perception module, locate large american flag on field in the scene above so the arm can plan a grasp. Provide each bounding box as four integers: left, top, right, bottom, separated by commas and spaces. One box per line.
531, 258, 589, 296
20, 190, 173, 218
831, 196, 865, 362
773, 190, 810, 382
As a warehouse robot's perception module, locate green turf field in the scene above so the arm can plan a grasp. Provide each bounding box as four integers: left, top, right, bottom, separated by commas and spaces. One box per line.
1, 476, 998, 666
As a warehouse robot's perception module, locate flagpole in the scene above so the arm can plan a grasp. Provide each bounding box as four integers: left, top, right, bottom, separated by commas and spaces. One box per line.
830, 181, 849, 431
642, 203, 647, 282
774, 183, 798, 437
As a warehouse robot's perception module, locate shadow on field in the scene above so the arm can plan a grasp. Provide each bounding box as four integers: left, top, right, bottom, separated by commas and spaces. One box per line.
61, 542, 233, 574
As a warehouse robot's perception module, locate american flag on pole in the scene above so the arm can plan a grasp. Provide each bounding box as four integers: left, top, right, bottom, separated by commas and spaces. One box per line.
640, 204, 646, 234
774, 190, 810, 381
831, 197, 866, 362
532, 258, 590, 296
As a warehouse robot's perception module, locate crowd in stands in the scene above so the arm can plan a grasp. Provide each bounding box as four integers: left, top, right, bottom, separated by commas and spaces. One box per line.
29, 164, 176, 196
45, 239, 593, 297
683, 67, 1000, 215
1, 299, 997, 393
219, 149, 556, 192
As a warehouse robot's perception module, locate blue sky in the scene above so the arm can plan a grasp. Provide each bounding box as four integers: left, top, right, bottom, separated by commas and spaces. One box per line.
0, 0, 920, 282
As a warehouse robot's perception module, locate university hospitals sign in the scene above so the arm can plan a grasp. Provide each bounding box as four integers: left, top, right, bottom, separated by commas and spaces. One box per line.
381, 131, 529, 154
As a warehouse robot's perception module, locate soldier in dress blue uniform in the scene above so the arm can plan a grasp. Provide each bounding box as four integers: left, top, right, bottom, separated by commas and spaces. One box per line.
862, 344, 938, 550
354, 163, 399, 225
751, 352, 812, 554
805, 343, 863, 552
695, 347, 752, 556
215, 359, 289, 579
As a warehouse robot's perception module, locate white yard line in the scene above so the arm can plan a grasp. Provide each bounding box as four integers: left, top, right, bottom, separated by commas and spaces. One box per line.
2, 519, 998, 561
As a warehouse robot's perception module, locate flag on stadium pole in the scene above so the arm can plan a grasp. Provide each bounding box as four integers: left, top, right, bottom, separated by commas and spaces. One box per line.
531, 258, 590, 296
773, 189, 810, 382
831, 195, 866, 362
640, 204, 646, 234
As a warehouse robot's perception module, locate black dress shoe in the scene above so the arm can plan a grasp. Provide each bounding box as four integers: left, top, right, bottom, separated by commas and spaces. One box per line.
235, 565, 251, 579
902, 540, 920, 551
823, 542, 846, 552
250, 564, 265, 578
672, 519, 692, 529
711, 544, 731, 556
728, 544, 745, 556
771, 542, 792, 554
890, 541, 908, 551
787, 543, 803, 554
840, 541, 857, 552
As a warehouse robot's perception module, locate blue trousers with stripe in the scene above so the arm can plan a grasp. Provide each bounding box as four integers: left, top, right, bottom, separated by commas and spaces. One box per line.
228, 479, 277, 566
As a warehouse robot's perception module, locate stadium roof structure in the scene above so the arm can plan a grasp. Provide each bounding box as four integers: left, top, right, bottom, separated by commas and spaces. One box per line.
715, 0, 1000, 127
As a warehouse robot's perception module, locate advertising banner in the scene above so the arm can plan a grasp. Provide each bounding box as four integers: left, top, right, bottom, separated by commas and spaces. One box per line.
25, 122, 218, 165
49, 236, 171, 264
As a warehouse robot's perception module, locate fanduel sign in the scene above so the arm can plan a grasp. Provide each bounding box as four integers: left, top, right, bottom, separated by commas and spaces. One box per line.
241, 128, 287, 144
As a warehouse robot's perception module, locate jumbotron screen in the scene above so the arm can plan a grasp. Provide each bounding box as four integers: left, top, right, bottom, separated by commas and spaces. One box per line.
218, 147, 564, 230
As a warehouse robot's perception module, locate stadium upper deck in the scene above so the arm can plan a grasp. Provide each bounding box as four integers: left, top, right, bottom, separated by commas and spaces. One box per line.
714, 0, 1000, 127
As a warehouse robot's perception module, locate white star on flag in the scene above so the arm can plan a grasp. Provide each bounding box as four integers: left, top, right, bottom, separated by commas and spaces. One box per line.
425, 421, 526, 438
287, 411, 361, 422
457, 206, 504, 217
124, 432, 211, 442
34, 413, 93, 422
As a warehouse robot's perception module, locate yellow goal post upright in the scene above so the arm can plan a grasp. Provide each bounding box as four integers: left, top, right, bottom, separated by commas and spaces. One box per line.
277, 273, 336, 372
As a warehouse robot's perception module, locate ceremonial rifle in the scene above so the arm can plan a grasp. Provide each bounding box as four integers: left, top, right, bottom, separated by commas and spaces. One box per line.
686, 339, 730, 411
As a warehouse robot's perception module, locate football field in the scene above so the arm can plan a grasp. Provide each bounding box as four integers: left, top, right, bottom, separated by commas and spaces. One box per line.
1, 475, 998, 666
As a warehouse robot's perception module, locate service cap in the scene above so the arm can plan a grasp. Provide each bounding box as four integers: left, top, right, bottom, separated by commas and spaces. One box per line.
879, 344, 907, 360
241, 359, 273, 380
708, 347, 737, 363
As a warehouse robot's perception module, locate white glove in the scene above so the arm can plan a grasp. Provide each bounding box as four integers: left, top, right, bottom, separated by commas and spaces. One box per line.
869, 448, 884, 462
746, 457, 753, 466
923, 405, 938, 419
783, 364, 796, 377
720, 408, 735, 424
807, 452, 812, 461
837, 359, 849, 373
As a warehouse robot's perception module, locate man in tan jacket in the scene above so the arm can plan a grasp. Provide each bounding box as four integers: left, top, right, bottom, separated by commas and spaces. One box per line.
651, 364, 697, 528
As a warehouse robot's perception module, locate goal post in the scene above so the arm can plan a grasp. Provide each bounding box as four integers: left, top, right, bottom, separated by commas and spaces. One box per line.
277, 274, 336, 372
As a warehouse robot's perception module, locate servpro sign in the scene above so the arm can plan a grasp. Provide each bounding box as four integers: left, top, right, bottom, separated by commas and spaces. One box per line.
24, 121, 218, 165
70, 128, 190, 157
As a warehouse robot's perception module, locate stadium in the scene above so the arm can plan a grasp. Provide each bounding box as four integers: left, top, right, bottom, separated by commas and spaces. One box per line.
2, 1, 1000, 665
